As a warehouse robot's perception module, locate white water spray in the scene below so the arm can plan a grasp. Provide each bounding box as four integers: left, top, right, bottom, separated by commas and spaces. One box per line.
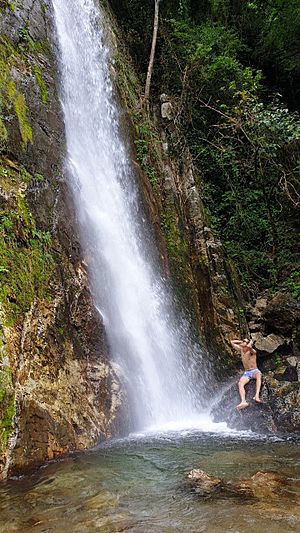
51, 0, 208, 429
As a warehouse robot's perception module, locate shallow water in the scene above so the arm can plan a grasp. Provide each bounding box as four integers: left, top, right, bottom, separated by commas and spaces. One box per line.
1, 426, 299, 533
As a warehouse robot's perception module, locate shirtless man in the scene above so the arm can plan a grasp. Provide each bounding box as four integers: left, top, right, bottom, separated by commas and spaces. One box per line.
230, 338, 262, 410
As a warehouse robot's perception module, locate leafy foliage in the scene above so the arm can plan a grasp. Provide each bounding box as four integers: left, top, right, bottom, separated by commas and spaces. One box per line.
110, 0, 300, 297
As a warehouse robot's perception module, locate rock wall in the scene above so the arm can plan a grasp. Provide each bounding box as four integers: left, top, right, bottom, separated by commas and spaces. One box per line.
0, 0, 125, 480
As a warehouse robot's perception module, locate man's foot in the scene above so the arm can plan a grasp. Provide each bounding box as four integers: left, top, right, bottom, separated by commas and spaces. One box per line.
236, 401, 249, 410
253, 396, 263, 403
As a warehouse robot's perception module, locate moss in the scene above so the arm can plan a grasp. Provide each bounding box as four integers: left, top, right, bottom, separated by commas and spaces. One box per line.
0, 157, 31, 191
0, 28, 49, 147
160, 207, 193, 305
17, 26, 48, 55
113, 51, 140, 110
0, 35, 33, 149
0, 392, 15, 448
0, 1, 14, 12
13, 92, 33, 146
134, 135, 158, 188
34, 172, 45, 182
0, 116, 8, 149
0, 159, 55, 325
32, 65, 48, 104
0, 334, 15, 453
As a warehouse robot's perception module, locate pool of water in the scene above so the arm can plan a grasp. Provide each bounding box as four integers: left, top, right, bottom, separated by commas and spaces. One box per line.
1, 425, 299, 533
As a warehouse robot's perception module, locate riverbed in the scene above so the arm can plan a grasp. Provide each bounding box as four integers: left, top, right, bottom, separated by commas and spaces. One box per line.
1, 424, 299, 532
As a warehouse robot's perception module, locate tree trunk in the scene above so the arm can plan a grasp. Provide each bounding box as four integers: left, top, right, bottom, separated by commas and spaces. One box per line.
143, 0, 160, 111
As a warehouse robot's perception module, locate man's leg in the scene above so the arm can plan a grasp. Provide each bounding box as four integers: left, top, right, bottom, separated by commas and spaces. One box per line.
236, 377, 250, 410
253, 371, 262, 402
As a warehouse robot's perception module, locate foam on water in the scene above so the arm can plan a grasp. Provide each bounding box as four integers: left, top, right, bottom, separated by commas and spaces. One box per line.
132, 415, 253, 439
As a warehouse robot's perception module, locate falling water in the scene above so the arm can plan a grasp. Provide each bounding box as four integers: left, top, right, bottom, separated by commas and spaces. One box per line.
51, 0, 207, 429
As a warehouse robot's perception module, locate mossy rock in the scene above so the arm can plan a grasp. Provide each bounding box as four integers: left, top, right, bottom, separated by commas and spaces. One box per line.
0, 157, 55, 325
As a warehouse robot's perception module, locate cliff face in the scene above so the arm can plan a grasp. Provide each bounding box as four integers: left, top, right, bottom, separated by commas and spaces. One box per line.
0, 0, 125, 480
0, 0, 255, 479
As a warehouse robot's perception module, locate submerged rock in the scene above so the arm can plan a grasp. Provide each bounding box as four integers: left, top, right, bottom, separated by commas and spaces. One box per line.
187, 469, 223, 496
186, 469, 289, 502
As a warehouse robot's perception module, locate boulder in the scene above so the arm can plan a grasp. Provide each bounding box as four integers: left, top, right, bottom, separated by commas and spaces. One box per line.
211, 374, 300, 433
263, 292, 300, 335
250, 297, 268, 318
251, 332, 285, 354
266, 377, 300, 432
211, 379, 276, 433
161, 101, 173, 120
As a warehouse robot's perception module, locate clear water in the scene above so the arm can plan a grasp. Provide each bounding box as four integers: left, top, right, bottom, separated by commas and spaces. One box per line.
1, 431, 299, 532
51, 0, 208, 430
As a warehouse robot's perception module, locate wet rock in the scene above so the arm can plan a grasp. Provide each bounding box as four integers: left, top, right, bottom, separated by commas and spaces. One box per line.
250, 297, 268, 318
274, 364, 298, 382
187, 469, 223, 496
211, 373, 300, 433
248, 320, 261, 332
211, 379, 276, 433
266, 377, 300, 431
247, 292, 300, 363
186, 469, 288, 502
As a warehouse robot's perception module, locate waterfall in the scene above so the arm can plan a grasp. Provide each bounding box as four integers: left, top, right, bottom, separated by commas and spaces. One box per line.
51, 0, 207, 429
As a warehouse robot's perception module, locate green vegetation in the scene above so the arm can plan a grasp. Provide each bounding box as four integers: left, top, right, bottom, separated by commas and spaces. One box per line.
284, 271, 300, 301
0, 334, 15, 453
0, 383, 15, 452
0, 15, 53, 457
0, 35, 33, 147
32, 65, 48, 104
110, 0, 300, 298
160, 207, 192, 302
134, 113, 159, 188
0, 25, 49, 150
0, 159, 54, 325
0, 1, 14, 12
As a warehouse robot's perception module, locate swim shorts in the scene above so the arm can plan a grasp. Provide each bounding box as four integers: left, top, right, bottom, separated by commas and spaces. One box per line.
242, 368, 261, 380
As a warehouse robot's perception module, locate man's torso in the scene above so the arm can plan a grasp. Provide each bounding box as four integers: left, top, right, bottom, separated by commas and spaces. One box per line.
241, 348, 257, 370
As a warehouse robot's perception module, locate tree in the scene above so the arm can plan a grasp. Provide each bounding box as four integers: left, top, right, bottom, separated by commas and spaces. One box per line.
143, 0, 160, 111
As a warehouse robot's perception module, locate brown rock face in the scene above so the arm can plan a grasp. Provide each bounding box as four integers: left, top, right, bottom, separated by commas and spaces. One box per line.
153, 132, 246, 372
5, 268, 125, 477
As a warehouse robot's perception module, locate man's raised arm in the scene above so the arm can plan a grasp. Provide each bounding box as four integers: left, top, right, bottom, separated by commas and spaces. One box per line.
230, 339, 243, 352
